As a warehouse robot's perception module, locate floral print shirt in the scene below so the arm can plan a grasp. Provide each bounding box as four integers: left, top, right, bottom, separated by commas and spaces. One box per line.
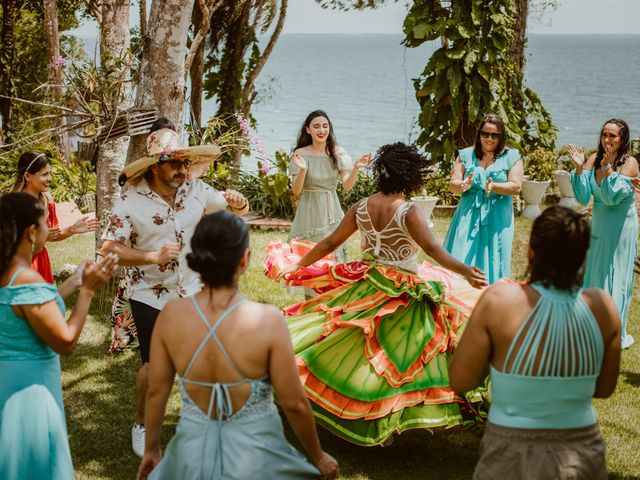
102, 178, 228, 310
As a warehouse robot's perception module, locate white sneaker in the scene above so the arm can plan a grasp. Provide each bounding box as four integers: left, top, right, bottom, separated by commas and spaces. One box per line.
622, 334, 635, 350
131, 424, 146, 458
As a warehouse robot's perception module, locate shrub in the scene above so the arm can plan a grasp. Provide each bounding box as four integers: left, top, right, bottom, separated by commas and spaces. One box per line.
523, 148, 557, 181
423, 167, 457, 205
337, 170, 377, 210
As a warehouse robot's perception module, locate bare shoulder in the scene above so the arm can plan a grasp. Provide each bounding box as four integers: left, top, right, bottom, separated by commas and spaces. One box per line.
10, 266, 47, 286
582, 287, 618, 323
622, 155, 639, 176
293, 147, 310, 156
156, 297, 192, 329
479, 281, 525, 305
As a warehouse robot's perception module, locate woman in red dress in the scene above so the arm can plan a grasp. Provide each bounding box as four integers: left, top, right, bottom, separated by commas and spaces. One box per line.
13, 152, 98, 283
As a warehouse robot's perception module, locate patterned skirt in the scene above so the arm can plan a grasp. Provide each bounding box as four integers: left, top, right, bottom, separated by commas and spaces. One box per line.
264, 239, 488, 446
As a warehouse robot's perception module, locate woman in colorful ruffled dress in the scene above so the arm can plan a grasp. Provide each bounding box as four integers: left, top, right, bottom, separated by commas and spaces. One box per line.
443, 113, 523, 284
568, 119, 638, 349
265, 142, 487, 446
12, 152, 99, 283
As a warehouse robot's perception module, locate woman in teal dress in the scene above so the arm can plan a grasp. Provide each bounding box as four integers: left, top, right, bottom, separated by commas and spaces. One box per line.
568, 118, 639, 349
450, 206, 621, 479
0, 193, 116, 480
289, 110, 371, 266
137, 212, 337, 480
443, 113, 523, 283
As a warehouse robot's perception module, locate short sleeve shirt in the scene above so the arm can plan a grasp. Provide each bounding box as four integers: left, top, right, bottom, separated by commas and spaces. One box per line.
102, 178, 227, 309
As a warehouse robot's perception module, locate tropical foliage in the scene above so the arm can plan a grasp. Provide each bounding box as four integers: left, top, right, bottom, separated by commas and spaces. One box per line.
403, 0, 557, 169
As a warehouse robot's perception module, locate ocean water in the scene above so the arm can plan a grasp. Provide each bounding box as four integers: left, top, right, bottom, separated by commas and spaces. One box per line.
196, 34, 640, 169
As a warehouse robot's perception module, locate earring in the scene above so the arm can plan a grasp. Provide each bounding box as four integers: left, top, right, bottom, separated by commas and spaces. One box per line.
30, 238, 35, 255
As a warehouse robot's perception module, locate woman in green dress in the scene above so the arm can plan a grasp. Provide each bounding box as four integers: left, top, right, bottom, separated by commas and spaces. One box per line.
568, 118, 638, 349
289, 110, 371, 266
443, 113, 523, 284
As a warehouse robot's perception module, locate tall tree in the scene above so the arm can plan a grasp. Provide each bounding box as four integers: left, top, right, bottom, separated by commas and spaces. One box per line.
95, 0, 131, 245
403, 0, 556, 167
126, 0, 196, 163
0, 0, 18, 140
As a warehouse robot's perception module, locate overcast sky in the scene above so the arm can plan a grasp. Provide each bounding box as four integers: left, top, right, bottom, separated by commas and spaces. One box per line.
283, 0, 640, 35
70, 0, 640, 38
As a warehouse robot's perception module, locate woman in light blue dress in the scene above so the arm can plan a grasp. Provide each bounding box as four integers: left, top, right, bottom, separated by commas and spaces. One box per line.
0, 193, 116, 480
443, 113, 523, 284
568, 118, 639, 349
450, 206, 621, 479
137, 211, 338, 480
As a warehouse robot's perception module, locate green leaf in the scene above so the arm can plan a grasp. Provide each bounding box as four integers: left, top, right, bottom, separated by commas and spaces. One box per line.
445, 47, 466, 59
457, 23, 474, 39
446, 66, 462, 94
463, 50, 478, 74
412, 23, 429, 40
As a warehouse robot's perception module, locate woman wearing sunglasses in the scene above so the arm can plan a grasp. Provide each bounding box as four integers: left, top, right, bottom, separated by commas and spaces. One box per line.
443, 113, 523, 284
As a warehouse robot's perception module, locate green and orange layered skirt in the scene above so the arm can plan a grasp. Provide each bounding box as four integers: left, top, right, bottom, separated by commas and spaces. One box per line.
264, 239, 488, 446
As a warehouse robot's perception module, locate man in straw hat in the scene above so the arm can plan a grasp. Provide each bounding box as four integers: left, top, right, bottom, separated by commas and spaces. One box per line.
101, 128, 249, 457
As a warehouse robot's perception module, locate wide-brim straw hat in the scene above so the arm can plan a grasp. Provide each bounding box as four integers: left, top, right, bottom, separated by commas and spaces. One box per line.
119, 128, 221, 185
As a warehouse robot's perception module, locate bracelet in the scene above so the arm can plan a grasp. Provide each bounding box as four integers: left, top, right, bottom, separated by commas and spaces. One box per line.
232, 200, 249, 210
601, 163, 612, 172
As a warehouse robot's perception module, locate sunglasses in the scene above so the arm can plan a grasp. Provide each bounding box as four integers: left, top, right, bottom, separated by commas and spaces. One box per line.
480, 131, 502, 140
159, 155, 192, 170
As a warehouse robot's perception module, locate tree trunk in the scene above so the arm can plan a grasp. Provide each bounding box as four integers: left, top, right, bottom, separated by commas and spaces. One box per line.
189, 1, 205, 131
43, 0, 70, 162
0, 0, 17, 140
96, 0, 131, 247
509, 0, 528, 109
126, 0, 196, 164
139, 0, 147, 38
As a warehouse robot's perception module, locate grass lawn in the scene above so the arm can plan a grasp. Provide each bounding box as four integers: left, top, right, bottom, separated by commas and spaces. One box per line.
48, 216, 640, 479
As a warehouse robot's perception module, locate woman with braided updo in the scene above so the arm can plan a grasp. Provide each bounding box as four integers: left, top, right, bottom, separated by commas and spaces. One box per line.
443, 113, 523, 284
569, 118, 638, 349
264, 142, 487, 446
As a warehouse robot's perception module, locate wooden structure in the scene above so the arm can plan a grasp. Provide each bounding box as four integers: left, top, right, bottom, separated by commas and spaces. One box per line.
97, 110, 157, 143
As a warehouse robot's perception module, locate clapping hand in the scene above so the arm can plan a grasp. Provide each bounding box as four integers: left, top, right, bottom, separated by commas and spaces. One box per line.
224, 189, 248, 210
81, 253, 118, 293
601, 144, 614, 168
70, 215, 99, 235
631, 177, 640, 194
355, 153, 372, 169
485, 177, 493, 197
461, 173, 473, 193
47, 227, 61, 241
465, 266, 487, 289
567, 144, 585, 168
634, 256, 640, 275
291, 153, 307, 171
154, 243, 180, 265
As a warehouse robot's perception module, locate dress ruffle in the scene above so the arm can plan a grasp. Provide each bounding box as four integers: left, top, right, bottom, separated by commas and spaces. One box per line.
264, 239, 488, 446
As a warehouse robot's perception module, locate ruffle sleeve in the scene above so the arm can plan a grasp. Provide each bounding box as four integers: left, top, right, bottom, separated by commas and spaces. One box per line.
570, 169, 593, 205
336, 146, 353, 173
0, 283, 60, 306
600, 172, 635, 206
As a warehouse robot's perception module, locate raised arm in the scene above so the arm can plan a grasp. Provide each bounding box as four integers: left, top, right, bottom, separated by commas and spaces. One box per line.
449, 157, 472, 195
137, 308, 177, 480
404, 206, 486, 288
290, 153, 308, 197
267, 307, 338, 479
101, 240, 179, 267
279, 202, 359, 278
568, 148, 595, 205
339, 153, 372, 192
19, 255, 116, 355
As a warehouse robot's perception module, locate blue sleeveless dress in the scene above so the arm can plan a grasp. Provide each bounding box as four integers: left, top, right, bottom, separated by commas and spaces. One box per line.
443, 146, 522, 283
474, 283, 607, 480
149, 297, 320, 479
0, 267, 73, 480
571, 168, 638, 348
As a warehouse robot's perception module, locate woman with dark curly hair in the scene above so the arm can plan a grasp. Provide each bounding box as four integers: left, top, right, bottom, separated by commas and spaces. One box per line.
264, 142, 486, 446
443, 113, 523, 284
568, 118, 638, 349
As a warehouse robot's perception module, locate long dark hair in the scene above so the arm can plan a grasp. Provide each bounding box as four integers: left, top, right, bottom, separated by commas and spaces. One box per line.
594, 118, 630, 170
12, 151, 50, 193
187, 211, 250, 288
294, 110, 339, 169
473, 113, 507, 160
0, 193, 45, 274
528, 206, 590, 290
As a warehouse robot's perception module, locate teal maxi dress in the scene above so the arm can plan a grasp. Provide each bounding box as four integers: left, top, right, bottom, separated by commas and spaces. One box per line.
443, 146, 522, 284
570, 167, 638, 349
0, 267, 73, 480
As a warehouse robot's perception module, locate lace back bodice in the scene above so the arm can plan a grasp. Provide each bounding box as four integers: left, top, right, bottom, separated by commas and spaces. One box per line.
356, 199, 419, 272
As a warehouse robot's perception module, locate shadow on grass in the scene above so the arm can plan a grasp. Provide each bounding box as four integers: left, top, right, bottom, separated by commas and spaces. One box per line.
62, 288, 179, 479
621, 370, 640, 387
